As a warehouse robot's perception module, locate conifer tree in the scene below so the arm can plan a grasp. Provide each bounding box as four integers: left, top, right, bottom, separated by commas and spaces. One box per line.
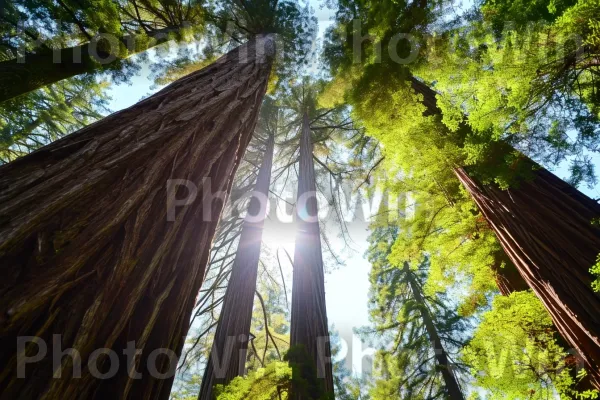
362, 223, 467, 400
0, 0, 315, 396
0, 35, 275, 400
0, 75, 110, 162
288, 108, 335, 399
0, 0, 205, 102
199, 100, 276, 400
323, 0, 600, 386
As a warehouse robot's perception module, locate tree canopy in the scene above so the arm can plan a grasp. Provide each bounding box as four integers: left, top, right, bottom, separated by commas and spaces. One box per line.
2, 0, 600, 399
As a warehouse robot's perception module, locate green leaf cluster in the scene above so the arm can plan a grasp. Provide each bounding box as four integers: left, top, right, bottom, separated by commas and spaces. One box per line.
463, 291, 597, 399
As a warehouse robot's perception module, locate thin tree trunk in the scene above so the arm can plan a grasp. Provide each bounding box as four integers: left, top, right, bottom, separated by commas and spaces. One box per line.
403, 263, 465, 400
198, 133, 275, 400
410, 77, 600, 388
0, 35, 275, 400
289, 111, 334, 399
0, 27, 183, 103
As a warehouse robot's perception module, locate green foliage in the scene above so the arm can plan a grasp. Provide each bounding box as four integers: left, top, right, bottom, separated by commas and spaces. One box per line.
464, 291, 598, 399
170, 374, 202, 400
284, 345, 334, 400
330, 330, 366, 400
481, 0, 576, 36
590, 253, 600, 293
0, 75, 110, 162
205, 0, 317, 82
215, 361, 292, 400
321, 0, 600, 318
323, 0, 600, 189
0, 0, 120, 55
213, 344, 336, 400
360, 222, 469, 398
417, 1, 600, 187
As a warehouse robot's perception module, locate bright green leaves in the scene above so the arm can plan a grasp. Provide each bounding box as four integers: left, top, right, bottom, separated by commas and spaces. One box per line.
590, 253, 600, 293
463, 291, 597, 399
215, 361, 292, 400
481, 0, 577, 35
363, 224, 469, 398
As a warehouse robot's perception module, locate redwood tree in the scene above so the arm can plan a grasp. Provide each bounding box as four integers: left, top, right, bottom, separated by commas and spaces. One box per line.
0, 0, 206, 103
324, 0, 600, 380
455, 165, 600, 388
289, 111, 334, 399
0, 35, 274, 400
198, 127, 276, 399
411, 79, 600, 387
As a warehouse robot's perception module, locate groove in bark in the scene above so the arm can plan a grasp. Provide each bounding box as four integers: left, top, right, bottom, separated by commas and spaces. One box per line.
0, 27, 184, 103
411, 76, 600, 388
403, 262, 465, 400
198, 133, 275, 400
491, 252, 530, 296
289, 112, 334, 399
0, 35, 275, 400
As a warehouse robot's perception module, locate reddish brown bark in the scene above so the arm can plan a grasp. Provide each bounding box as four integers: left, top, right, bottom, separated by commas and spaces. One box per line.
412, 78, 600, 389
491, 252, 530, 296
411, 76, 600, 388
455, 167, 600, 388
289, 112, 334, 399
198, 133, 275, 400
0, 35, 274, 400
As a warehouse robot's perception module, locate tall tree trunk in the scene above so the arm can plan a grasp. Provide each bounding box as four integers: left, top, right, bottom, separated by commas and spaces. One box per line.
403, 263, 465, 400
0, 27, 183, 103
455, 167, 600, 388
198, 133, 275, 400
0, 34, 274, 400
411, 77, 600, 388
289, 112, 334, 399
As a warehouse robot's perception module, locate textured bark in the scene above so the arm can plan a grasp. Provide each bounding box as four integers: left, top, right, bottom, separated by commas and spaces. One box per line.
403, 263, 465, 400
455, 167, 600, 388
411, 76, 600, 388
0, 35, 274, 400
0, 27, 182, 103
289, 112, 334, 399
491, 252, 530, 296
198, 133, 274, 400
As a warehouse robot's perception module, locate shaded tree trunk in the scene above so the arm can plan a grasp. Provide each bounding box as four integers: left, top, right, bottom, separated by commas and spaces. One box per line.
0, 35, 274, 400
455, 167, 600, 389
491, 251, 530, 296
0, 27, 183, 103
410, 76, 600, 389
198, 133, 275, 400
403, 262, 465, 400
289, 112, 334, 399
